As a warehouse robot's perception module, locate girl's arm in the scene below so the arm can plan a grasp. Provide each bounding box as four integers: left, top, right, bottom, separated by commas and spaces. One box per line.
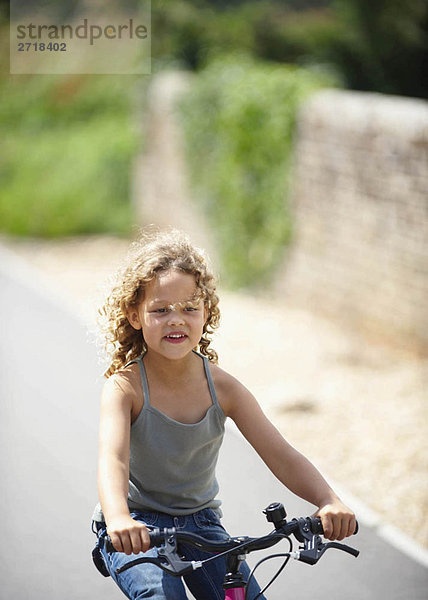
97, 375, 150, 554
222, 375, 356, 541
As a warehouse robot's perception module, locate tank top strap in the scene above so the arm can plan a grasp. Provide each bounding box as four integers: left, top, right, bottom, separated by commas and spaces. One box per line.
125, 354, 151, 406
203, 356, 219, 406
137, 356, 151, 406
199, 353, 220, 408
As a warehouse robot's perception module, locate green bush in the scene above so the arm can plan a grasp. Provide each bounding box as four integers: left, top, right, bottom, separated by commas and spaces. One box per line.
330, 0, 428, 98
151, 1, 339, 73
0, 73, 139, 237
151, 1, 427, 98
178, 55, 331, 289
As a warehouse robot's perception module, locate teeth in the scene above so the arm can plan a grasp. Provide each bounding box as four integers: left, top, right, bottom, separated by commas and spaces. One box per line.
168, 334, 184, 338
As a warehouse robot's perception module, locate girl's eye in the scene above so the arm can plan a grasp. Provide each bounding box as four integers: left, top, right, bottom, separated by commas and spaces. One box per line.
184, 306, 197, 312
153, 308, 167, 313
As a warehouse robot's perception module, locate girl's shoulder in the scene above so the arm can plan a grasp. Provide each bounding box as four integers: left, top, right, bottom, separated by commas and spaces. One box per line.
208, 362, 237, 388
208, 363, 253, 417
102, 362, 143, 407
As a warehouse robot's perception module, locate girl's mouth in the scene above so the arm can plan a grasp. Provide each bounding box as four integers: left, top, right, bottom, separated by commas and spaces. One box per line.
164, 333, 187, 344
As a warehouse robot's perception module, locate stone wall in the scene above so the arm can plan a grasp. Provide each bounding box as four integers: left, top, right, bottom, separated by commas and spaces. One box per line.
278, 90, 428, 352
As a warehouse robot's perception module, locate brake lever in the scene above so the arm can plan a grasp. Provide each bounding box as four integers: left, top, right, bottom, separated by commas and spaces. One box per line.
298, 539, 360, 565
321, 541, 360, 558
291, 518, 359, 565
115, 529, 199, 577
157, 530, 199, 576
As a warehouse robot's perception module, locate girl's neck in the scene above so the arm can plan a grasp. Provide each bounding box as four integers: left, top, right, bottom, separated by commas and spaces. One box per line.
143, 350, 200, 385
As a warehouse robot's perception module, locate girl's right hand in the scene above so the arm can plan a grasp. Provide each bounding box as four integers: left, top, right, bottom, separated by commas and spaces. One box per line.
107, 514, 151, 555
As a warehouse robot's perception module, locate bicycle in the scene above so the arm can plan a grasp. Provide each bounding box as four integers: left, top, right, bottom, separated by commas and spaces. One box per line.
103, 501, 359, 600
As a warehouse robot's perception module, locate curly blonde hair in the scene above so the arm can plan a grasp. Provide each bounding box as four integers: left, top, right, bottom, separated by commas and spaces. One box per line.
100, 229, 220, 377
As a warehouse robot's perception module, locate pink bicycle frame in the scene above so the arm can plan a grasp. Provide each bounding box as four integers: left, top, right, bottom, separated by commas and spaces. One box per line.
225, 588, 245, 600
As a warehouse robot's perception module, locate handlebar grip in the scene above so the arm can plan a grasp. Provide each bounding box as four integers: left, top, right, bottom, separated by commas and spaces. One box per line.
310, 517, 359, 536
310, 517, 324, 535
149, 528, 176, 547
104, 528, 176, 554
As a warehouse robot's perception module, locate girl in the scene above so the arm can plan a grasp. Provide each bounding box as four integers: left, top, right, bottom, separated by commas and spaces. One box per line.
92, 229, 356, 600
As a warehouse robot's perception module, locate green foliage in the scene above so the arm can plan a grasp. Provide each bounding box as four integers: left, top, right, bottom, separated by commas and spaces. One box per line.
0, 73, 139, 237
178, 55, 330, 289
151, 1, 337, 72
151, 1, 211, 71
151, 0, 427, 98
330, 0, 428, 98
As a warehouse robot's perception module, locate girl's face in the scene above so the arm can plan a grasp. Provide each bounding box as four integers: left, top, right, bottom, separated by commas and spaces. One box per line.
128, 269, 207, 360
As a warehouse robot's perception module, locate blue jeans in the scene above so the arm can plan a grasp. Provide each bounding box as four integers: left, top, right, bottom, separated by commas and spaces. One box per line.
93, 508, 266, 600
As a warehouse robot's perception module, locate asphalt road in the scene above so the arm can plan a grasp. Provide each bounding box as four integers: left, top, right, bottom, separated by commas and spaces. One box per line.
0, 267, 427, 599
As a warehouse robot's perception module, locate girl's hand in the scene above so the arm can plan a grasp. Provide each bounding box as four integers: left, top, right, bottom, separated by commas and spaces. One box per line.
107, 514, 150, 555
314, 500, 356, 541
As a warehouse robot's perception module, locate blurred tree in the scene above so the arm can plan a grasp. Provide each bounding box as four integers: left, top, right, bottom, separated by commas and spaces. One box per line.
151, 0, 427, 98
151, 1, 212, 70
331, 0, 428, 98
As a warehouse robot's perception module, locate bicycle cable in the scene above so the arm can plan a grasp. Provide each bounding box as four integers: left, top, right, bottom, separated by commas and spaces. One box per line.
245, 537, 293, 600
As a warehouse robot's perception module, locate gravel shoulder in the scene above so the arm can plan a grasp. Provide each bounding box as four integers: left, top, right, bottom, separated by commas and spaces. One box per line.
2, 234, 427, 549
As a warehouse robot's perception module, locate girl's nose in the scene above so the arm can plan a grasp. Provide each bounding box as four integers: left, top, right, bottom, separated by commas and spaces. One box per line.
168, 309, 185, 326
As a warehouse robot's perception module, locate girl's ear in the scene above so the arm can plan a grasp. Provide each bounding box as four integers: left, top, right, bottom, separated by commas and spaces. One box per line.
127, 307, 142, 331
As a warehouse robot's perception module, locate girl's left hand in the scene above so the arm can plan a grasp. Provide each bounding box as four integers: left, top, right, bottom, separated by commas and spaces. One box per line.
314, 500, 357, 541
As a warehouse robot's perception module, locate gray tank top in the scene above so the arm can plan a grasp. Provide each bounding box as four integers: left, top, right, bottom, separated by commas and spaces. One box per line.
92, 351, 226, 521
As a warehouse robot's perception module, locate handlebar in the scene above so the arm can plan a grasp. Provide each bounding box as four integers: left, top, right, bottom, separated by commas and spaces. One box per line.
104, 502, 359, 577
